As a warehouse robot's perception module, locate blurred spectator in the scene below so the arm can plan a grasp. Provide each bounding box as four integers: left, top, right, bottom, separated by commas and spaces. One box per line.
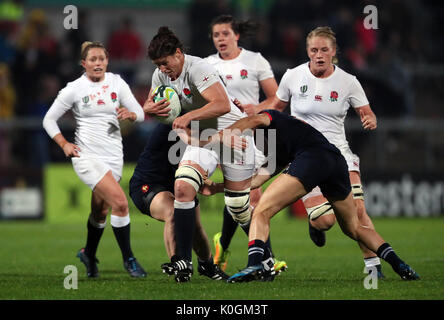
106, 17, 143, 84
59, 9, 90, 84
0, 63, 16, 166
26, 74, 61, 167
188, 0, 233, 57
13, 9, 60, 116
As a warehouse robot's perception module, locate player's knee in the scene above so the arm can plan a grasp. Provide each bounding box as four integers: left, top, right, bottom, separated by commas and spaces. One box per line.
175, 165, 203, 200
311, 214, 336, 231
307, 201, 335, 223
224, 188, 251, 227
113, 196, 128, 215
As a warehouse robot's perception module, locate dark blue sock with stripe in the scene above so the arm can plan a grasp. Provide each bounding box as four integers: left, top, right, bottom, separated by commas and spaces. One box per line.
247, 239, 265, 267
377, 243, 404, 273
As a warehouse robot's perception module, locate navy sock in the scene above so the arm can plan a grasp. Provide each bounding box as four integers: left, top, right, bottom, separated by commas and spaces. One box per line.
112, 223, 134, 262
377, 243, 404, 272
84, 219, 104, 259
247, 239, 265, 267
174, 201, 196, 262
220, 206, 238, 250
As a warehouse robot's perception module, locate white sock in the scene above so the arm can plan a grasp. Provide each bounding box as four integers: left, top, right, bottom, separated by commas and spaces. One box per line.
89, 213, 106, 229
364, 256, 381, 269
110, 214, 130, 228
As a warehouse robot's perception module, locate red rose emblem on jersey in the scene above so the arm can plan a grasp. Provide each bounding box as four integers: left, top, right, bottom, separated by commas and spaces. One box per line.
330, 91, 338, 102
240, 69, 248, 79
111, 92, 117, 102
183, 88, 192, 98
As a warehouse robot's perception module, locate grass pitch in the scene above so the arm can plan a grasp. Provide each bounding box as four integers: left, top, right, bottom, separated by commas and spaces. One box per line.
1, 213, 443, 301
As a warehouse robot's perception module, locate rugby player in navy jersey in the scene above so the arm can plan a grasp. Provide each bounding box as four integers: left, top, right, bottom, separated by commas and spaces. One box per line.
129, 122, 228, 282
217, 110, 420, 282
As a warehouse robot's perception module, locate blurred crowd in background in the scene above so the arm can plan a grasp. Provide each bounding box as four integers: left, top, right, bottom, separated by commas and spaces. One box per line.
0, 0, 443, 170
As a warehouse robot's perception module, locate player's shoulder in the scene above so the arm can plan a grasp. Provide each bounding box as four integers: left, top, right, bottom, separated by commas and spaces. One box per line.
204, 53, 220, 65
186, 54, 217, 75
239, 48, 269, 64
288, 62, 309, 75
280, 62, 308, 82
334, 65, 356, 79
105, 72, 128, 85
333, 65, 360, 85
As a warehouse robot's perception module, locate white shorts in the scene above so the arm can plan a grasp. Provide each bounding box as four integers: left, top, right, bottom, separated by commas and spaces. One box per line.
253, 145, 267, 174
72, 155, 123, 190
302, 144, 359, 201
180, 136, 255, 182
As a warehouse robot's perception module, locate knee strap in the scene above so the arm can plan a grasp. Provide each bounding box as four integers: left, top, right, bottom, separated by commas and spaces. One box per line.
224, 188, 251, 226
307, 201, 334, 221
175, 165, 203, 192
352, 184, 364, 200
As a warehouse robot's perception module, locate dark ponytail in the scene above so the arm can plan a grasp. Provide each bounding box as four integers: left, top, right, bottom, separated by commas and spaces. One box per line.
148, 26, 184, 60
209, 15, 258, 39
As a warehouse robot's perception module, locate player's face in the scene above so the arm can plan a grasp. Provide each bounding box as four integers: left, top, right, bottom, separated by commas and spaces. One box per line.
212, 23, 240, 58
307, 36, 336, 77
153, 49, 184, 80
82, 48, 108, 82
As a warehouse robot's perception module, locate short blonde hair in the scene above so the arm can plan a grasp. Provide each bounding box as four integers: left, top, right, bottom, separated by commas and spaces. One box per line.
306, 26, 338, 64
80, 41, 109, 61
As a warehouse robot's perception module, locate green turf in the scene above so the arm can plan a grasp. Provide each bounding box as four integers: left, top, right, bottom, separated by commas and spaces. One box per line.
1, 213, 443, 300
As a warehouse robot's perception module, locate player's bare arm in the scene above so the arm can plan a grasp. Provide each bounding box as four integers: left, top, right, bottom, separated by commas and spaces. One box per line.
355, 104, 377, 130
172, 82, 231, 130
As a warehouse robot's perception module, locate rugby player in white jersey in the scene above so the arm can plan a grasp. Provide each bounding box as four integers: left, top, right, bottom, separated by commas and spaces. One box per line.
42, 41, 146, 278
143, 27, 266, 282
252, 27, 384, 277
205, 14, 287, 274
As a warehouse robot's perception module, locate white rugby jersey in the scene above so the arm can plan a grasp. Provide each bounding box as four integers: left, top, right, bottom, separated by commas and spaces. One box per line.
205, 48, 274, 105
151, 54, 245, 130
277, 62, 369, 147
43, 72, 144, 161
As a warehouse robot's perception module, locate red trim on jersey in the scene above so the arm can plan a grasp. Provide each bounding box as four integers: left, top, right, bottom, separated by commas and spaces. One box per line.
262, 112, 272, 122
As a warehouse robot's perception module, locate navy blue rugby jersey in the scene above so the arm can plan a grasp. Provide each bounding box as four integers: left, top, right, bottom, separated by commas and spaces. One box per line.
131, 122, 185, 185
258, 109, 340, 165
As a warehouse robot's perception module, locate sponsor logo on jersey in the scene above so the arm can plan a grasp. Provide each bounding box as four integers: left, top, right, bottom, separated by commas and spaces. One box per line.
315, 95, 322, 102
97, 99, 105, 105
299, 85, 308, 98
183, 88, 192, 98
111, 92, 117, 102
240, 69, 248, 79
226, 74, 233, 81
141, 185, 149, 193
330, 91, 338, 102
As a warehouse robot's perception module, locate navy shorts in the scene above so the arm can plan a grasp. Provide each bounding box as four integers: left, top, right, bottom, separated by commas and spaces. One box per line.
129, 176, 200, 217
129, 176, 173, 217
285, 146, 351, 200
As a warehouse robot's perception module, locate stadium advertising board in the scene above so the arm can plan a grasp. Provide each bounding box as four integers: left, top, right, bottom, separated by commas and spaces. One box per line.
44, 165, 444, 222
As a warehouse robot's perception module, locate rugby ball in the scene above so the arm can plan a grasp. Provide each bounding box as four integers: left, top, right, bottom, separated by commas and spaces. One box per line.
152, 85, 181, 124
